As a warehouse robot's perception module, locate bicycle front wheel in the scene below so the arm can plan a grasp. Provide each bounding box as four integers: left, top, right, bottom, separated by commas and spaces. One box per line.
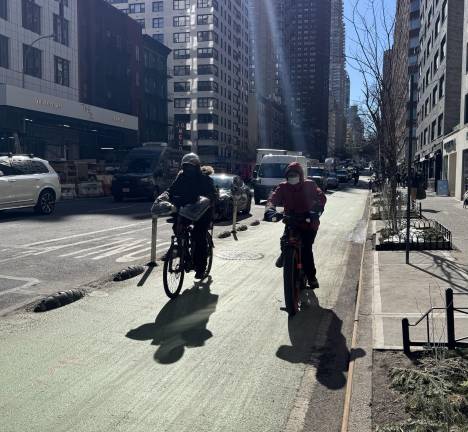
283, 247, 300, 317
163, 244, 185, 299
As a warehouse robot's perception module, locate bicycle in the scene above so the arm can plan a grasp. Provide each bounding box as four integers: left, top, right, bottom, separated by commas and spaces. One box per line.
163, 214, 214, 299
272, 212, 318, 317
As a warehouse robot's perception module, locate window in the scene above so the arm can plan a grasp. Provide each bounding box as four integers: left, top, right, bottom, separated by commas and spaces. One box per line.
54, 56, 69, 87
53, 14, 69, 46
197, 0, 213, 7
198, 113, 218, 124
198, 130, 219, 140
433, 51, 439, 71
438, 113, 444, 137
153, 1, 163, 12
432, 85, 438, 107
173, 0, 189, 10
198, 31, 217, 42
197, 47, 217, 58
442, 0, 447, 22
153, 17, 163, 28
465, 94, 468, 124
439, 75, 445, 98
198, 64, 218, 75
173, 16, 189, 26
0, 0, 7, 20
129, 3, 145, 13
174, 98, 191, 108
431, 119, 436, 141
174, 81, 190, 92
434, 16, 440, 37
153, 34, 164, 43
197, 97, 218, 108
197, 14, 213, 25
23, 44, 41, 78
0, 34, 8, 69
440, 37, 446, 62
198, 81, 218, 92
10, 160, 48, 174
173, 49, 190, 59
174, 65, 190, 76
22, 0, 41, 34
173, 32, 190, 43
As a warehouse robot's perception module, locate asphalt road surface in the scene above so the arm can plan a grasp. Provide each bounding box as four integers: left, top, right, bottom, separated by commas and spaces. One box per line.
0, 181, 369, 432
0, 197, 263, 315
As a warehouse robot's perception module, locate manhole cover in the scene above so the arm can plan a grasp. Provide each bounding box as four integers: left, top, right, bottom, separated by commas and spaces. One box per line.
215, 250, 264, 261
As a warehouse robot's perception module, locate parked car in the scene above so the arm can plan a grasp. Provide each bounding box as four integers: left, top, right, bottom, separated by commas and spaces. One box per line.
0, 155, 61, 214
336, 169, 350, 183
211, 174, 252, 220
307, 167, 328, 191
326, 171, 340, 189
112, 142, 184, 202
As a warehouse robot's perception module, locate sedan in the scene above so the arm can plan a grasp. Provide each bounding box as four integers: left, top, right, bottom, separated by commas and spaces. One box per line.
336, 169, 350, 183
211, 174, 252, 220
327, 172, 340, 189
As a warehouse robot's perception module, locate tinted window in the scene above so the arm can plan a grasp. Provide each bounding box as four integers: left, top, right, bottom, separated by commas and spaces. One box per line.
258, 163, 289, 178
211, 175, 233, 189
0, 161, 18, 176
10, 160, 48, 174
308, 168, 325, 177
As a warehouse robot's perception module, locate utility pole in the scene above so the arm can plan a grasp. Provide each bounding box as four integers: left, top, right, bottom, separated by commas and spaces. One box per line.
406, 74, 415, 265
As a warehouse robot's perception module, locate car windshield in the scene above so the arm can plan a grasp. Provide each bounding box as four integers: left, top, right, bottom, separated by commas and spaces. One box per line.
258, 163, 290, 178
121, 152, 161, 174
212, 175, 234, 189
308, 168, 325, 177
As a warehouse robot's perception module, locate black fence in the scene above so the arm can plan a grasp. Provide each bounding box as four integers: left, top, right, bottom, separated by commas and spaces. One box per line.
402, 289, 468, 354
377, 218, 452, 251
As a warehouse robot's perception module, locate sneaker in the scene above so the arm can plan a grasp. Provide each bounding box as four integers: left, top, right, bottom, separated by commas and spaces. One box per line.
275, 253, 284, 268
194, 271, 205, 280
308, 276, 319, 290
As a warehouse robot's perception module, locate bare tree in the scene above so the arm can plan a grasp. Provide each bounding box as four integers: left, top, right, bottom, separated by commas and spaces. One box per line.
347, 0, 409, 232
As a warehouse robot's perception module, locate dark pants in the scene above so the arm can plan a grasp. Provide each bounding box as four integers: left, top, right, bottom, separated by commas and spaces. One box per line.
281, 229, 317, 280
175, 211, 212, 273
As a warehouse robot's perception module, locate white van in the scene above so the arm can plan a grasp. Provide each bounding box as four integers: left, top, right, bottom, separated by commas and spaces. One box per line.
254, 154, 308, 204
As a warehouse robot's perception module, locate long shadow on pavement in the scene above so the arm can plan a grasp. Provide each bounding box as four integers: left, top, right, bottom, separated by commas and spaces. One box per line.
126, 277, 218, 364
276, 292, 365, 390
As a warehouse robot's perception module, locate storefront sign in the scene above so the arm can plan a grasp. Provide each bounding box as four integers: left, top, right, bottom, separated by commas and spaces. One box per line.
0, 84, 138, 130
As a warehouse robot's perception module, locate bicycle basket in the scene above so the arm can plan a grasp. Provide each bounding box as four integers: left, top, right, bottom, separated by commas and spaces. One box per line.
151, 201, 175, 217
178, 196, 211, 222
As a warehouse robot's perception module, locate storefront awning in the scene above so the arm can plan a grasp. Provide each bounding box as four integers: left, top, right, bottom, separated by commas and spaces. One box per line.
0, 84, 138, 131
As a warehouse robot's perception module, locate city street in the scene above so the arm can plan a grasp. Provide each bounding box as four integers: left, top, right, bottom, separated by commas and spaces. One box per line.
0, 183, 369, 432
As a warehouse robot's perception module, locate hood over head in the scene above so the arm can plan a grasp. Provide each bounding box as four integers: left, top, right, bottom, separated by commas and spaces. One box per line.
285, 162, 305, 182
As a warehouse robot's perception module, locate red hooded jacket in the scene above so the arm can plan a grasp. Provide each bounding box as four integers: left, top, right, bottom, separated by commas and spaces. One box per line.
267, 162, 327, 230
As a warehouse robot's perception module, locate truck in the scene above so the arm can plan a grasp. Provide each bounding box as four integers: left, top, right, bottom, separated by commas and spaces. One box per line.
253, 153, 308, 204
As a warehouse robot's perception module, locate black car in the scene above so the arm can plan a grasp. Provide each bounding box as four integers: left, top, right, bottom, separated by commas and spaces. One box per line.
307, 167, 328, 191
211, 174, 252, 220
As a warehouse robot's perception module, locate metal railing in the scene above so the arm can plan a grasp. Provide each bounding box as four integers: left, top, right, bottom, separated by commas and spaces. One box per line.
402, 288, 468, 354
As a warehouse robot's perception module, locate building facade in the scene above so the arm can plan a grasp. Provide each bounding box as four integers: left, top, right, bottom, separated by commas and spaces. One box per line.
345, 105, 364, 158
0, 0, 138, 160
442, 0, 468, 200
79, 0, 170, 146
247, 0, 285, 155
328, 0, 347, 157
392, 0, 420, 166
108, 0, 250, 173
416, 0, 464, 190
281, 0, 331, 160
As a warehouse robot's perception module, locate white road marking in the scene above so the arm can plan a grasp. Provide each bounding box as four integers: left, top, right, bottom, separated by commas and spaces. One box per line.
90, 240, 151, 260
116, 241, 170, 263
373, 247, 384, 349
59, 238, 134, 258
0, 275, 40, 297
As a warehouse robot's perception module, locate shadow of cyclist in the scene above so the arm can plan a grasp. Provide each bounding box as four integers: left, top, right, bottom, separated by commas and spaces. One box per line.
126, 277, 218, 364
276, 291, 365, 390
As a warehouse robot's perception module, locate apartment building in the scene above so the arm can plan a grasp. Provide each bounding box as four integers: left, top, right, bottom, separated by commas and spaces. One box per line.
416, 0, 463, 190
109, 0, 250, 173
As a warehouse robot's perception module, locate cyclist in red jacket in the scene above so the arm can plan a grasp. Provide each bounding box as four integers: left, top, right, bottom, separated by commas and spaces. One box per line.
265, 162, 327, 289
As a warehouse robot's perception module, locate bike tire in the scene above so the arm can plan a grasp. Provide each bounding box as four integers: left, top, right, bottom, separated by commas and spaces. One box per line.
163, 244, 185, 299
203, 233, 214, 278
283, 247, 300, 317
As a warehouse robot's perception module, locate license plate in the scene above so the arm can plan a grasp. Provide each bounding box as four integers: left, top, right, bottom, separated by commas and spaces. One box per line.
122, 188, 130, 193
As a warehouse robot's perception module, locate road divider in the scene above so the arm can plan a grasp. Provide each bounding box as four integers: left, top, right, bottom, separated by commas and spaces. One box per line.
113, 265, 145, 282
33, 289, 86, 312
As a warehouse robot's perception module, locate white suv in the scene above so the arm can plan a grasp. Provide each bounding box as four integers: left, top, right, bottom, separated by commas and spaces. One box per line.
0, 155, 61, 215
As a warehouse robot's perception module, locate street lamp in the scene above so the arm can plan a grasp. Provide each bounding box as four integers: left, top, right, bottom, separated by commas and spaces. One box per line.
22, 33, 54, 89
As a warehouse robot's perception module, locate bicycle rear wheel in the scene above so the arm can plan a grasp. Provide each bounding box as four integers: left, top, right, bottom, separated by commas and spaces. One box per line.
203, 232, 214, 278
163, 244, 185, 299
283, 247, 300, 317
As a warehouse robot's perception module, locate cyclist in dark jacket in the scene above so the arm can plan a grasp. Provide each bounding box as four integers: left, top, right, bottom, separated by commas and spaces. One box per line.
265, 162, 327, 289
163, 153, 218, 279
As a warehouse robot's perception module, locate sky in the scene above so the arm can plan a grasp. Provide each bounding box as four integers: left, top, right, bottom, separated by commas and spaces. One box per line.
344, 0, 396, 105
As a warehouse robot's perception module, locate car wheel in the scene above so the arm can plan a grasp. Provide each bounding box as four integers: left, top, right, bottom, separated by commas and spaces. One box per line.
34, 189, 56, 215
